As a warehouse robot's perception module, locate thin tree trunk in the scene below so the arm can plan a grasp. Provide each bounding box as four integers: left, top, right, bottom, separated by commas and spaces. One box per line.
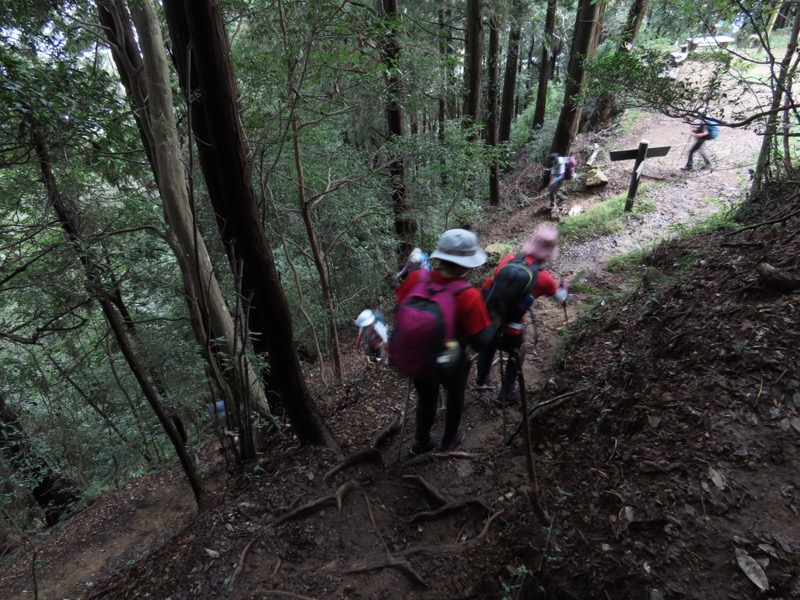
100, 0, 272, 426
499, 3, 522, 143
487, 16, 501, 206
754, 6, 800, 190
550, 0, 604, 155
290, 116, 344, 378
31, 133, 206, 509
381, 0, 415, 264
162, 0, 338, 449
589, 0, 649, 129
463, 0, 483, 129
533, 0, 556, 128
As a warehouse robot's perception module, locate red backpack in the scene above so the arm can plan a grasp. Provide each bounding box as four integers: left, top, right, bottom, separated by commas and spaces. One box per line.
389, 271, 469, 379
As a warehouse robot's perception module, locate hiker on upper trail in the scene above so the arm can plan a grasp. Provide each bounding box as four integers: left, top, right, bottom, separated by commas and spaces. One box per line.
681, 114, 718, 171
395, 247, 431, 282
391, 229, 495, 455
542, 153, 577, 210
354, 309, 388, 360
476, 225, 569, 406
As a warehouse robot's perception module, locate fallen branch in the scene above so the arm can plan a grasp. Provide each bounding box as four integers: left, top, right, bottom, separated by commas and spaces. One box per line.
723, 205, 800, 236
322, 448, 383, 482
272, 480, 360, 526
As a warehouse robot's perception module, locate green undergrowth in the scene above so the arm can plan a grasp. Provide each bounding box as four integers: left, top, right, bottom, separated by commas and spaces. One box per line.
557, 188, 656, 244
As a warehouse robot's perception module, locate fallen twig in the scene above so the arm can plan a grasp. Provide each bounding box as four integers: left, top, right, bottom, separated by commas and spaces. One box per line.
393, 450, 474, 469
506, 388, 587, 445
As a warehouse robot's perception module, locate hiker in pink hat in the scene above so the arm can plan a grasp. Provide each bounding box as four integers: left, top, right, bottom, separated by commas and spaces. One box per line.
477, 225, 569, 406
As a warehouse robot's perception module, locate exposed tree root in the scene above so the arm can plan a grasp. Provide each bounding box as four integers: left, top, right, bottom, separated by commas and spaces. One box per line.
394, 450, 474, 470
756, 262, 800, 292
322, 448, 383, 483
402, 509, 505, 556
272, 480, 360, 526
408, 498, 491, 523
371, 413, 401, 448
256, 591, 319, 600
401, 474, 448, 505
226, 538, 254, 591
343, 556, 427, 587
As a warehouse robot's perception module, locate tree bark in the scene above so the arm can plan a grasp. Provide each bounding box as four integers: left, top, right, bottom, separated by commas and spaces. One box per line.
487, 16, 500, 206
0, 393, 81, 526
380, 0, 415, 265
550, 0, 604, 155
533, 0, 556, 129
463, 0, 483, 130
161, 0, 338, 448
588, 0, 649, 129
499, 3, 522, 143
99, 0, 272, 428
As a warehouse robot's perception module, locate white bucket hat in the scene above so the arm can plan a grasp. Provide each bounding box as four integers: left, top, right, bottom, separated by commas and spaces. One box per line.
430, 229, 487, 269
354, 309, 376, 328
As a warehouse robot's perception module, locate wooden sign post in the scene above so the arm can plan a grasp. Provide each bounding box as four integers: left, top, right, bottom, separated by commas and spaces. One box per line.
609, 140, 670, 211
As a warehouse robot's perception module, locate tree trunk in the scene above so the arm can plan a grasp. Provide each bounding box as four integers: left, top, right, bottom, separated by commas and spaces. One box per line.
499, 2, 522, 143
588, 0, 649, 129
487, 16, 501, 206
550, 0, 604, 155
161, 0, 338, 449
99, 0, 272, 429
533, 0, 556, 128
32, 132, 207, 509
291, 116, 344, 378
381, 0, 415, 265
754, 6, 800, 190
0, 393, 81, 526
463, 0, 483, 129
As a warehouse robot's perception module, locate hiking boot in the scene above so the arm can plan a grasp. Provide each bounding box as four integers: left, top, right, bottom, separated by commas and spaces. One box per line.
439, 426, 466, 452
409, 434, 438, 456
475, 371, 494, 387
495, 388, 520, 407
680, 164, 693, 171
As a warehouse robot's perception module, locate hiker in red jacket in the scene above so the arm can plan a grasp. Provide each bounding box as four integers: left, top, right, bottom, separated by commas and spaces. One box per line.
476, 225, 569, 406
394, 229, 495, 455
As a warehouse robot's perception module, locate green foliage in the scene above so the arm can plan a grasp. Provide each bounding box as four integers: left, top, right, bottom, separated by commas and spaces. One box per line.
557, 189, 655, 243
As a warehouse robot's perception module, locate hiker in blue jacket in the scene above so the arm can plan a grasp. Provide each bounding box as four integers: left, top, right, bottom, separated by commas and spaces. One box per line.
681, 117, 716, 171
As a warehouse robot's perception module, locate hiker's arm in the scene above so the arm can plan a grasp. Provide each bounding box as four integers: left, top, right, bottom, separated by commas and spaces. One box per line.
467, 324, 497, 351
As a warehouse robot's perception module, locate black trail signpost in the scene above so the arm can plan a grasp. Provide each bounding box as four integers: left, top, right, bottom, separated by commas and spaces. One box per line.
610, 140, 671, 211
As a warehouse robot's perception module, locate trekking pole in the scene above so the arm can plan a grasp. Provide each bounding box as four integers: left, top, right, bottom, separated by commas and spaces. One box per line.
563, 302, 569, 323
499, 351, 507, 442
513, 348, 551, 525
397, 379, 412, 462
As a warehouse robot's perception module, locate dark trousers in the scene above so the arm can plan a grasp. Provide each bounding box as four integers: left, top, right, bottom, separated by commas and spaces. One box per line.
412, 356, 469, 449
476, 332, 524, 400
686, 138, 710, 166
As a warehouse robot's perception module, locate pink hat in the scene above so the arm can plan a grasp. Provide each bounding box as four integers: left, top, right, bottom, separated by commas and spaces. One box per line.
522, 225, 559, 263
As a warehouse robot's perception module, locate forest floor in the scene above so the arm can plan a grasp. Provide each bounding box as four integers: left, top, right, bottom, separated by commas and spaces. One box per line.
2, 106, 800, 600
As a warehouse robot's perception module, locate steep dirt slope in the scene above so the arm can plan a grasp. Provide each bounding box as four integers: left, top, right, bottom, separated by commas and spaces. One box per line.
1, 110, 795, 600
